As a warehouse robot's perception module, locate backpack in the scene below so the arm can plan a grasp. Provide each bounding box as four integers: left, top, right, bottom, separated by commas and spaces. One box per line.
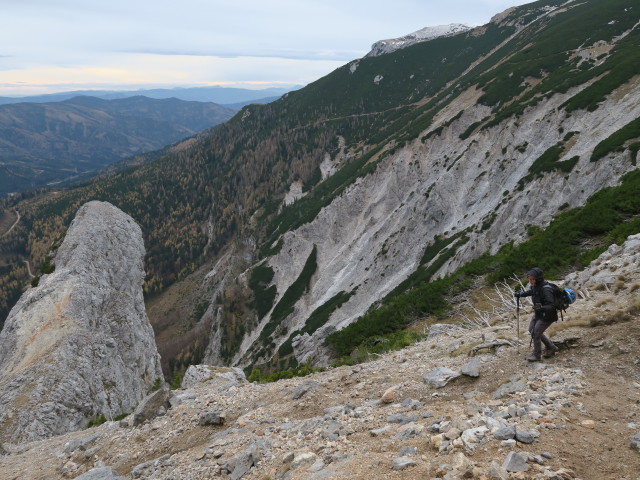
543, 283, 577, 320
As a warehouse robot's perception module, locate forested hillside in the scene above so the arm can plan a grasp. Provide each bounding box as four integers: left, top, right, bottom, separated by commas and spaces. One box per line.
0, 96, 236, 195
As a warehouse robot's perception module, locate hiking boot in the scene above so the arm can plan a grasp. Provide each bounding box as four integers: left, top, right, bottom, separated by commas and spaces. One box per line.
525, 354, 541, 362
543, 345, 559, 358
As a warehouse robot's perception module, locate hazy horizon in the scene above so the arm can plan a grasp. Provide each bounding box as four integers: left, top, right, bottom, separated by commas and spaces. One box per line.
1, 0, 533, 97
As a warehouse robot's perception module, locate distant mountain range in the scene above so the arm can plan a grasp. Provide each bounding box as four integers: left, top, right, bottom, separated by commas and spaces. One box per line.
0, 95, 236, 195
0, 85, 299, 107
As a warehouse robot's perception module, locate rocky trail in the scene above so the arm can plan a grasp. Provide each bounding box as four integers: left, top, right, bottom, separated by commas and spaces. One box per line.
1, 237, 639, 480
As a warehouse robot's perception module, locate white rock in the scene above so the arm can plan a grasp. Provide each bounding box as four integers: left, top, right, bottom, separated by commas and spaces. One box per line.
0, 201, 162, 443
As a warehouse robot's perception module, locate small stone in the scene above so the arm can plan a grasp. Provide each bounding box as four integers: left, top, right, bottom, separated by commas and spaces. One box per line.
515, 429, 535, 444
493, 380, 528, 399
392, 456, 417, 471
541, 452, 553, 459
291, 452, 318, 470
630, 431, 640, 452
580, 419, 595, 429
461, 357, 481, 378
399, 446, 418, 456
387, 414, 415, 425
370, 426, 391, 436
381, 385, 398, 403
198, 411, 225, 426
502, 452, 529, 473
445, 428, 462, 440
292, 381, 319, 400
493, 425, 516, 441
451, 452, 473, 471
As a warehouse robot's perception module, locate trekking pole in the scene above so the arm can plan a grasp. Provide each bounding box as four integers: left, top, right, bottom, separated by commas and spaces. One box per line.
516, 296, 520, 354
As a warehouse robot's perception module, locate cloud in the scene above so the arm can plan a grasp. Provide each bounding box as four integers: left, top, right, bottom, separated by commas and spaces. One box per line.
0, 0, 533, 95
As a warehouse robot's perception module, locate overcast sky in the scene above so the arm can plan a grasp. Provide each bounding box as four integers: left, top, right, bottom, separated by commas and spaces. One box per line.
0, 0, 533, 97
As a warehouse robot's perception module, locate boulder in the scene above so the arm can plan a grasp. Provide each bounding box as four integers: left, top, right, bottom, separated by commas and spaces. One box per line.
132, 387, 172, 426
502, 452, 529, 473
461, 357, 481, 377
72, 467, 128, 480
0, 201, 163, 443
222, 440, 269, 480
423, 367, 462, 388
198, 411, 226, 426
492, 425, 516, 441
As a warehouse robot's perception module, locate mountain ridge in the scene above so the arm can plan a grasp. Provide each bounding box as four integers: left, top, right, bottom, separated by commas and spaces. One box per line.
366, 23, 473, 57
0, 86, 298, 106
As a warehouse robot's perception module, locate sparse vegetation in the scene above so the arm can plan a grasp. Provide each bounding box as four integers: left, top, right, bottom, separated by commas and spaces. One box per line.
590, 116, 640, 163
328, 168, 640, 358
151, 377, 163, 391
87, 414, 107, 428
258, 246, 318, 352
246, 364, 324, 384
248, 263, 277, 319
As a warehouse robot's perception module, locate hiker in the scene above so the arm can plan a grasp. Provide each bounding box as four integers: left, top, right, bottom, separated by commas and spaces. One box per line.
514, 267, 559, 362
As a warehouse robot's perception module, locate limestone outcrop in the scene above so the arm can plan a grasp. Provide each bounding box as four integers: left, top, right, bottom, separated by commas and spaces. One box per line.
0, 201, 163, 444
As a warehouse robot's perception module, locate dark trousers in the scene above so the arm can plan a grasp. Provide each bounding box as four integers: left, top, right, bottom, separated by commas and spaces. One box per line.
528, 316, 554, 358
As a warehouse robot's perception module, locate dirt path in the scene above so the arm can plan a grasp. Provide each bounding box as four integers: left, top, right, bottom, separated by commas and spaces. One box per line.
23, 259, 35, 278
0, 210, 20, 237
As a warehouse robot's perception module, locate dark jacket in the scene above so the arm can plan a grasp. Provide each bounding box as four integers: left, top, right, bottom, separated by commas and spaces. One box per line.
521, 280, 558, 322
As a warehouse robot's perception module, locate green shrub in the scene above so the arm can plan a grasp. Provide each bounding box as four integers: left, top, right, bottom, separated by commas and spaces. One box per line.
151, 377, 163, 391
259, 246, 318, 346
278, 289, 355, 357
39, 258, 55, 274
590, 116, 640, 162
246, 364, 324, 383
249, 263, 278, 319
326, 279, 450, 356
333, 331, 425, 366
87, 414, 107, 428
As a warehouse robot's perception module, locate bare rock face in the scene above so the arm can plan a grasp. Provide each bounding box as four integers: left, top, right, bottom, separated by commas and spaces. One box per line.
0, 201, 163, 444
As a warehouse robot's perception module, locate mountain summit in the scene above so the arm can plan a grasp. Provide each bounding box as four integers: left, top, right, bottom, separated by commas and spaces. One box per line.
366, 23, 473, 57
